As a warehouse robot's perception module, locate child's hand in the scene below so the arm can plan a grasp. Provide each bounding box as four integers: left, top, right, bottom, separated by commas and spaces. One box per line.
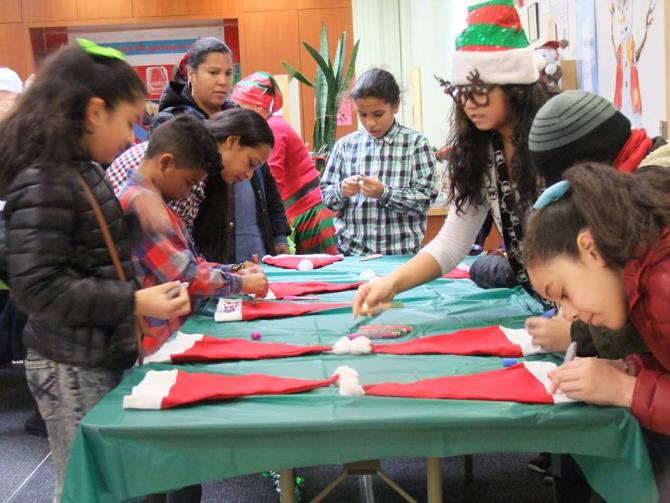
525, 316, 571, 351
241, 272, 269, 298
236, 262, 263, 275
134, 281, 191, 319
353, 277, 396, 316
340, 176, 362, 197
359, 176, 385, 199
548, 357, 636, 407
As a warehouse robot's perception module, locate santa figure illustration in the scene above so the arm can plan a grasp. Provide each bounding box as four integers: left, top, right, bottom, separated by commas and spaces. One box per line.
610, 0, 655, 126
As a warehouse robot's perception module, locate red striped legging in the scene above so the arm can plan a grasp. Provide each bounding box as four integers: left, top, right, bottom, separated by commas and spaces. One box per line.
289, 202, 338, 254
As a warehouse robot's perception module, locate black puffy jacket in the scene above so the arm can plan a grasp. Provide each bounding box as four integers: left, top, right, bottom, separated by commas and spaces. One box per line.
4, 161, 138, 369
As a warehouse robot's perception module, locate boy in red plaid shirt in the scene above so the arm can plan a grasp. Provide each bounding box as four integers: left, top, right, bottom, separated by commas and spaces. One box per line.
118, 115, 269, 353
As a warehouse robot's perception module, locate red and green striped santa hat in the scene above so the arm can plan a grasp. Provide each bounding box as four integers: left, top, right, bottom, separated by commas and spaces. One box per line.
451, 0, 541, 85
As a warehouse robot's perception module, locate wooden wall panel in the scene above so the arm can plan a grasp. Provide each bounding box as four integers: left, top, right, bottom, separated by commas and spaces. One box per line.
132, 0, 238, 18
238, 10, 300, 76
239, 0, 297, 12
21, 0, 77, 22
76, 0, 133, 20
297, 0, 350, 9
297, 7, 356, 144
0, 23, 31, 77
0, 0, 22, 23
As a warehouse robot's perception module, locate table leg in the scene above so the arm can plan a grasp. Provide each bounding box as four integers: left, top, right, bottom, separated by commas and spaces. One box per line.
464, 455, 474, 483
426, 457, 443, 503
359, 474, 375, 502
280, 468, 295, 503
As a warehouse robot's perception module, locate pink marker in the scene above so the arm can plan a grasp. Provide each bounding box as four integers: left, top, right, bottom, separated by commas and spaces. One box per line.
347, 331, 403, 340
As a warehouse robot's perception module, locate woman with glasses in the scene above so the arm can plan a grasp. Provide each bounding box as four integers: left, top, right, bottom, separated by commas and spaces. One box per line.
353, 0, 550, 315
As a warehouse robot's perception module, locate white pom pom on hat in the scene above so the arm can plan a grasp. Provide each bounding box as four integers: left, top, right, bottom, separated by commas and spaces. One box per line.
332, 336, 372, 355
297, 259, 314, 271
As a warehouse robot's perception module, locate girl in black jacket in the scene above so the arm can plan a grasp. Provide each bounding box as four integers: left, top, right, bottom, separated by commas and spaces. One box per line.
0, 41, 190, 500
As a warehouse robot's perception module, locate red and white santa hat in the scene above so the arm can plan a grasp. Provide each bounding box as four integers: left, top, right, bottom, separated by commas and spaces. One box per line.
335, 325, 543, 357
123, 366, 363, 409
124, 362, 573, 409
363, 361, 575, 404
214, 298, 351, 322
144, 324, 544, 364
144, 332, 332, 364
451, 0, 541, 85
264, 280, 363, 300
262, 254, 344, 271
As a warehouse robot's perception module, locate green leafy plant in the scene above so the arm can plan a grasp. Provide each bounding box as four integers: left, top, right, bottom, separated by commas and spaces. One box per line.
282, 23, 359, 171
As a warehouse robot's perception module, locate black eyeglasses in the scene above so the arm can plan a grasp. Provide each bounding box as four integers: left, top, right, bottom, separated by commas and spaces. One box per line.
434, 74, 497, 108
444, 82, 496, 108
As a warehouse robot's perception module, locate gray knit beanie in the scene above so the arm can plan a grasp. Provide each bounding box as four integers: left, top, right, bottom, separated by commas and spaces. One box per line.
529, 90, 631, 184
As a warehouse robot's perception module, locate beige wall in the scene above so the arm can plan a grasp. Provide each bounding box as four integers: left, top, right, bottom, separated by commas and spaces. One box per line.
0, 0, 355, 143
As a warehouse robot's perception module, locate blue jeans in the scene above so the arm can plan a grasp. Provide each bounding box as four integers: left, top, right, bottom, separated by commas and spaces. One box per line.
25, 349, 122, 502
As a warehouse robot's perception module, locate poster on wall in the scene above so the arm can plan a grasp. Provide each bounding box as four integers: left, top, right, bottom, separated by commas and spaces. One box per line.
575, 0, 598, 93
595, 0, 664, 133
69, 26, 225, 112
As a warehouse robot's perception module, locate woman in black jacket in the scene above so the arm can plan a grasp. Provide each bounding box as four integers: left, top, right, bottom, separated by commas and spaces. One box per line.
0, 42, 190, 500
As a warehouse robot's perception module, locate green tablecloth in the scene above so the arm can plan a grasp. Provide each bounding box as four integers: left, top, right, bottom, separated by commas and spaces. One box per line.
61, 257, 657, 502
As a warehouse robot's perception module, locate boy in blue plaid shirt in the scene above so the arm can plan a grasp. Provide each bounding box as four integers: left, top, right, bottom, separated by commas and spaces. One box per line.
321, 68, 438, 255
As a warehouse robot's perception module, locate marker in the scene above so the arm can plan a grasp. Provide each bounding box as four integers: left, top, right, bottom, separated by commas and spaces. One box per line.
358, 253, 384, 262
541, 308, 557, 318
360, 324, 412, 333
563, 341, 577, 365
166, 282, 189, 299
502, 358, 518, 368
347, 331, 404, 340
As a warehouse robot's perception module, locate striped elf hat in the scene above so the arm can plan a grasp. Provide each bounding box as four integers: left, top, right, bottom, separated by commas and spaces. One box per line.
451, 0, 542, 85
231, 71, 283, 113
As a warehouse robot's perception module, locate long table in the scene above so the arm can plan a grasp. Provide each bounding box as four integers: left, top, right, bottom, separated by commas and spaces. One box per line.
61, 256, 657, 502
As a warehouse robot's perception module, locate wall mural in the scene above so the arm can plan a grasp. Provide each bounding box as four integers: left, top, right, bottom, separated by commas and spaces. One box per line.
609, 0, 656, 125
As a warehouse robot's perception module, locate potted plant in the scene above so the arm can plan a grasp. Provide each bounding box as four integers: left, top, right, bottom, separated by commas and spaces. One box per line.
282, 23, 359, 172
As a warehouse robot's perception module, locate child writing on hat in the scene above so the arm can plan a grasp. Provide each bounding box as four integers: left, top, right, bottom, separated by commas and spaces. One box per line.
523, 162, 670, 495
0, 41, 191, 500
231, 71, 338, 254
320, 68, 438, 255
525, 90, 669, 357
354, 0, 549, 312
118, 112, 271, 354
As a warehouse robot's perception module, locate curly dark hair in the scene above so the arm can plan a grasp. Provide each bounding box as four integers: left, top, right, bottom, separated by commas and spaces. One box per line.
0, 46, 146, 194
447, 82, 550, 215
